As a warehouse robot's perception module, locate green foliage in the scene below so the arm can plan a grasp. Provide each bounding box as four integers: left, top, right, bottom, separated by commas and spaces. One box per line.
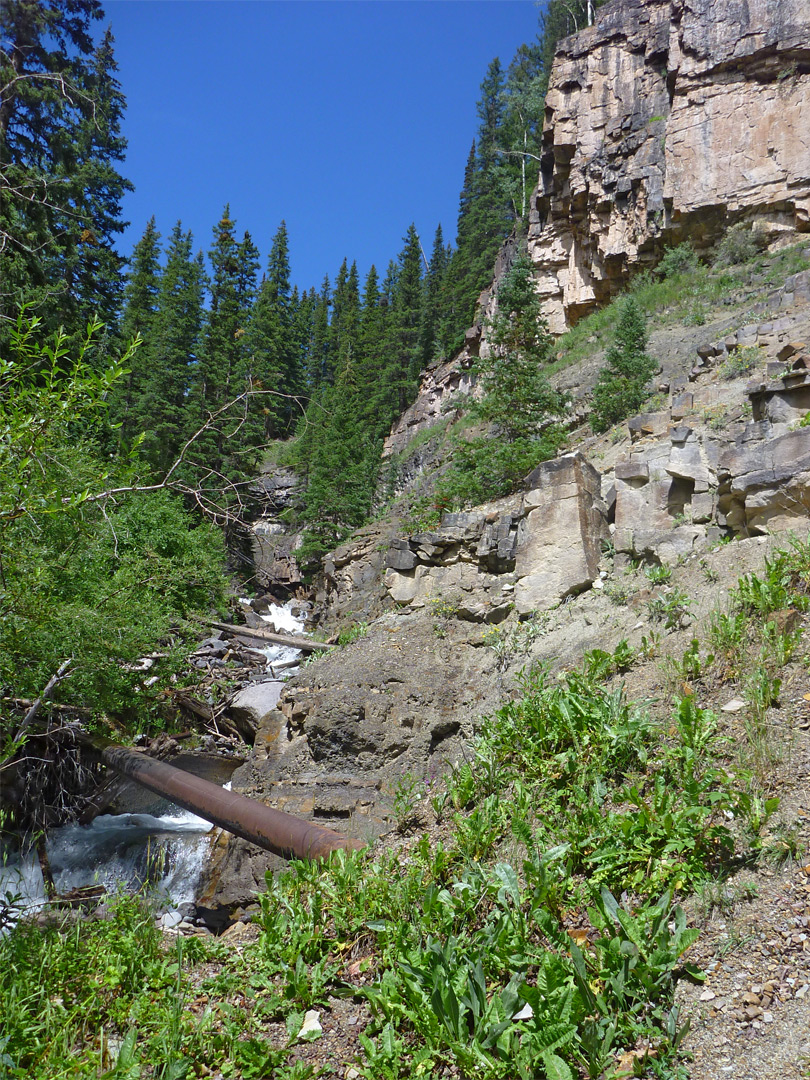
713, 222, 769, 268
657, 242, 699, 278
0, 3, 131, 342
718, 345, 763, 381
336, 621, 368, 646
591, 296, 657, 433
646, 563, 672, 585
648, 588, 692, 631
438, 254, 568, 508
12, 531, 809, 1078
0, 315, 227, 751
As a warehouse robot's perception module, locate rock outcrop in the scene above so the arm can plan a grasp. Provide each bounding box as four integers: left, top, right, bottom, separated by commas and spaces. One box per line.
250, 466, 305, 592
532, 0, 810, 331
381, 453, 607, 617
383, 0, 810, 463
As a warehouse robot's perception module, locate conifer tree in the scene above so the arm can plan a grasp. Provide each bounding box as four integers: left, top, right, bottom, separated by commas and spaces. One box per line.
590, 296, 656, 433
140, 224, 206, 474
380, 225, 423, 414
110, 217, 161, 445
249, 221, 301, 439
438, 252, 568, 507
0, 3, 131, 341
329, 259, 360, 378
306, 276, 332, 389
420, 223, 450, 366
187, 207, 260, 491
61, 27, 130, 332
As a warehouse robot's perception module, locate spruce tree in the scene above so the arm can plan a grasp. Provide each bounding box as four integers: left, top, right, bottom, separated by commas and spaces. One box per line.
248, 221, 301, 439
590, 296, 656, 433
420, 223, 450, 366
0, 3, 131, 340
61, 27, 130, 333
140, 224, 206, 474
438, 252, 568, 507
110, 217, 162, 445
187, 207, 260, 494
380, 225, 423, 415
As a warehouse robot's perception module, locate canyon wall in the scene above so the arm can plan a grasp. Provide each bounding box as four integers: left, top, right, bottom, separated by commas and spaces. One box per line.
533, 0, 810, 331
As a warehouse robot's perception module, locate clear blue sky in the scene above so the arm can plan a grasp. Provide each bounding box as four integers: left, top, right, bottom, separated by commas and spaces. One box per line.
105, 0, 543, 293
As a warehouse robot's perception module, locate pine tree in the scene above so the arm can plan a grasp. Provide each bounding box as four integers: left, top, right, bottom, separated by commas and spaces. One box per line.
420, 223, 450, 366
446, 61, 516, 344
0, 3, 131, 341
379, 224, 423, 415
187, 207, 260, 489
307, 276, 332, 389
110, 217, 162, 445
590, 296, 656, 433
329, 259, 360, 378
60, 27, 130, 332
438, 252, 568, 507
140, 223, 206, 474
248, 221, 301, 439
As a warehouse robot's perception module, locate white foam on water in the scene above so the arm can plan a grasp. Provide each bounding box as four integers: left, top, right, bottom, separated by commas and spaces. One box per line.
2, 805, 218, 923
256, 602, 307, 672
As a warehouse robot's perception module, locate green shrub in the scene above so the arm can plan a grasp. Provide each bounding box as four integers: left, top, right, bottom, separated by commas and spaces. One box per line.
718, 345, 763, 380
657, 242, 699, 278
713, 222, 769, 268
0, 315, 228, 752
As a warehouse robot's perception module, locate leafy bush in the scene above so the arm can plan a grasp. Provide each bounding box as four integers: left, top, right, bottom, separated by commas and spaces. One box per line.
0, 314, 227, 750
718, 345, 763, 380
657, 242, 699, 278
713, 222, 769, 268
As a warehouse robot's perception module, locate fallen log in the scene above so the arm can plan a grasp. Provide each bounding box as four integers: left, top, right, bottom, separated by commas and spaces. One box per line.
89, 737, 362, 861
190, 615, 333, 653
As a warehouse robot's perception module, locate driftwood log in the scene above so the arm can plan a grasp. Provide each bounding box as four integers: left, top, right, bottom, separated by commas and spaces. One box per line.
190, 615, 333, 654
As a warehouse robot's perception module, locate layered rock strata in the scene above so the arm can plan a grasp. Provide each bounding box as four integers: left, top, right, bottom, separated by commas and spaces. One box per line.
533, 0, 810, 331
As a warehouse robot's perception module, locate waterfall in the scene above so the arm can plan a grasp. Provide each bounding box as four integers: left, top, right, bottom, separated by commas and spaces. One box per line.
1, 602, 308, 926
1, 805, 215, 923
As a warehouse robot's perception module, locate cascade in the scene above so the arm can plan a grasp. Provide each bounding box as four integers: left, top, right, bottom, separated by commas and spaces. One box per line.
1, 602, 306, 925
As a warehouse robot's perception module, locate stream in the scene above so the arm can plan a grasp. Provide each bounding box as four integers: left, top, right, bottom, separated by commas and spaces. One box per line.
1, 601, 306, 926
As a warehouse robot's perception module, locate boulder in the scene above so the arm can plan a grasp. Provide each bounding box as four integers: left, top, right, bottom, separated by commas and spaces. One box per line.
514, 454, 607, 615
228, 682, 285, 741
718, 428, 810, 534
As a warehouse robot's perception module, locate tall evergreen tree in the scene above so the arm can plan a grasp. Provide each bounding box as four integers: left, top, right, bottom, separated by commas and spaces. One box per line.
590, 296, 656, 433
110, 217, 161, 444
0, 2, 131, 341
380, 224, 423, 415
248, 220, 301, 439
420, 223, 450, 366
187, 207, 260, 493
306, 275, 332, 390
60, 27, 130, 331
438, 252, 568, 507
140, 224, 206, 474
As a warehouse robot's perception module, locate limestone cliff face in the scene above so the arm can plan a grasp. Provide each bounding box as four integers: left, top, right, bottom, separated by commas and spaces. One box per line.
534, 0, 810, 331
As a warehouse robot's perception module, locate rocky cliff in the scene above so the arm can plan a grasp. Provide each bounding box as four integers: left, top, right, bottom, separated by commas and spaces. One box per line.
533, 0, 810, 332
384, 0, 810, 461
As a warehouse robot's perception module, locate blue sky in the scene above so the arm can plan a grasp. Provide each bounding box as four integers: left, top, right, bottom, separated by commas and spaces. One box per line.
105, 0, 542, 292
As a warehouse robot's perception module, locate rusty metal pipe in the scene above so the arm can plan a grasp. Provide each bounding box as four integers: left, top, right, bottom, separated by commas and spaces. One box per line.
99, 744, 364, 861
